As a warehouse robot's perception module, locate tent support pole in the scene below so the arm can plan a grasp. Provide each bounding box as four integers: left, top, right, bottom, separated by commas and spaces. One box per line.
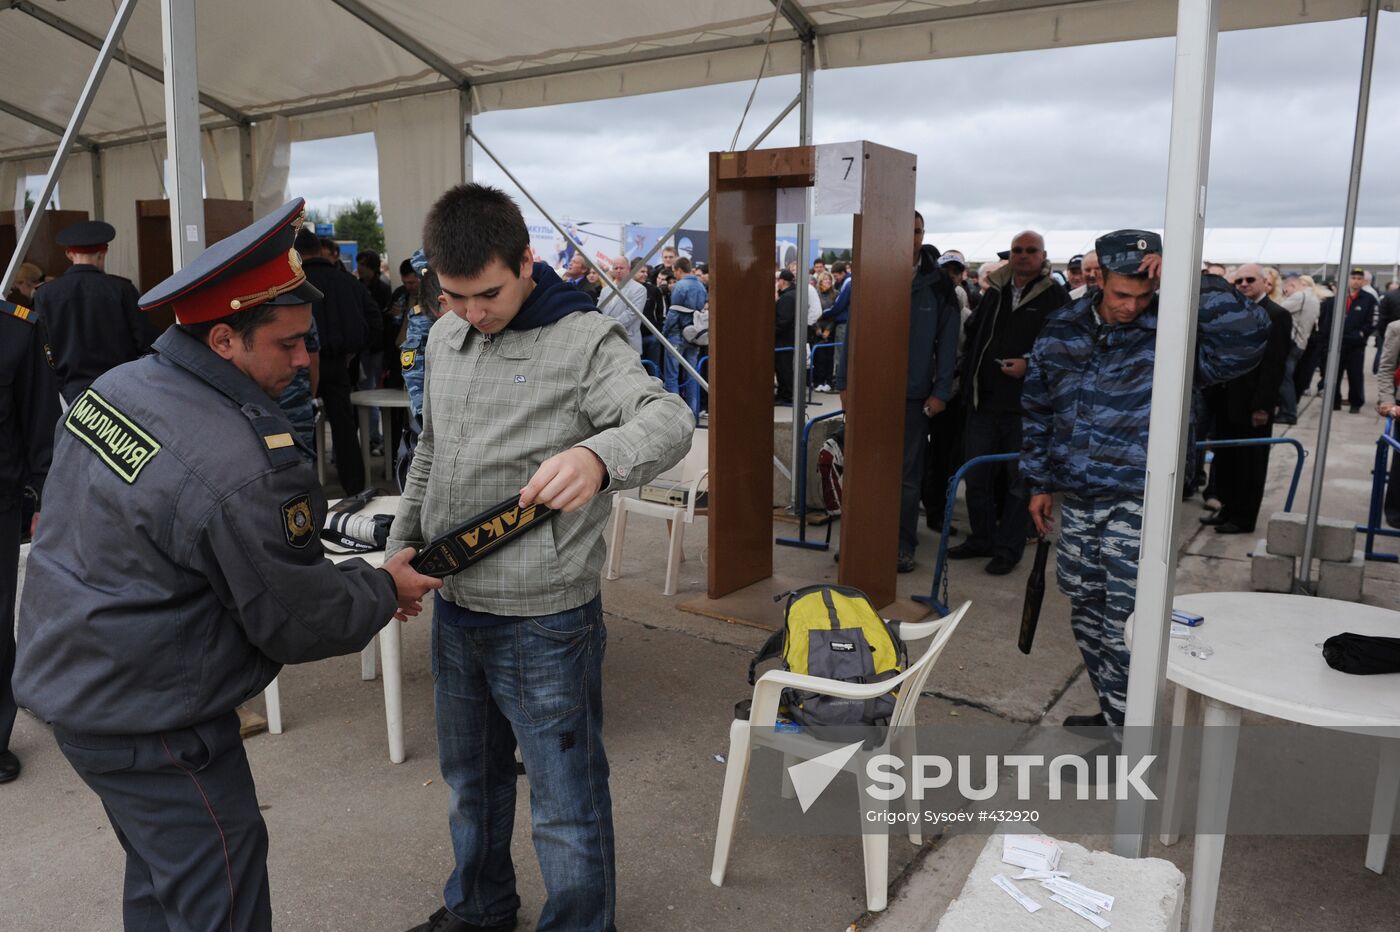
790, 37, 815, 510
161, 0, 205, 267
1300, 0, 1380, 584
91, 147, 105, 220
1115, 0, 1219, 860
0, 0, 137, 295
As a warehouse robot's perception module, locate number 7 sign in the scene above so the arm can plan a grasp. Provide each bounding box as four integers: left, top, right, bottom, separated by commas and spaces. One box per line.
815, 141, 865, 216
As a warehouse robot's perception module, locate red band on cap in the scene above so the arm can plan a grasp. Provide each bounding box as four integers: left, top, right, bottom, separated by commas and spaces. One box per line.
171, 249, 305, 324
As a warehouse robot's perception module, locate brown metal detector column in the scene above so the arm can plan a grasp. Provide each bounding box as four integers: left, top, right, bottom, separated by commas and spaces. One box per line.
706, 143, 916, 608
838, 143, 917, 607
707, 148, 811, 597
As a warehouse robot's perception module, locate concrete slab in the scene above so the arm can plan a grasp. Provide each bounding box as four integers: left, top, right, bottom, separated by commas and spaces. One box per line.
1267, 511, 1355, 562
1317, 549, 1366, 602
1251, 545, 1295, 593
934, 834, 1183, 931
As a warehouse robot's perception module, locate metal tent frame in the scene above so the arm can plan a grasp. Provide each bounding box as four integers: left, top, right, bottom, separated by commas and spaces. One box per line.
1, 2, 1388, 887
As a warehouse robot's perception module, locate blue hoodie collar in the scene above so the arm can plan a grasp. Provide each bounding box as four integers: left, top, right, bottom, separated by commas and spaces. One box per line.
510, 262, 597, 331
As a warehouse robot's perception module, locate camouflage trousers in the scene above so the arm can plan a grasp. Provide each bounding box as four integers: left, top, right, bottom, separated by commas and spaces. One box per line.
1056, 496, 1143, 729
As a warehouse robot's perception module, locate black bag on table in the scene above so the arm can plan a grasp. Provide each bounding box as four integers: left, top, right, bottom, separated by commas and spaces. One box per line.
1322, 633, 1400, 675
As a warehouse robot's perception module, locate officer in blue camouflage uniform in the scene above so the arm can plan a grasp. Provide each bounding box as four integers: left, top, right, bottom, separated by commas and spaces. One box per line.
400, 249, 440, 422
1021, 230, 1269, 738
277, 315, 321, 449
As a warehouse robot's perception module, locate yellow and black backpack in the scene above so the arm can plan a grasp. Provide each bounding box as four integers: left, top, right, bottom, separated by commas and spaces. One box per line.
748, 585, 907, 727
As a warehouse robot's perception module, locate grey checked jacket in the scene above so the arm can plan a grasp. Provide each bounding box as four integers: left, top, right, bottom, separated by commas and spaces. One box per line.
387, 310, 694, 615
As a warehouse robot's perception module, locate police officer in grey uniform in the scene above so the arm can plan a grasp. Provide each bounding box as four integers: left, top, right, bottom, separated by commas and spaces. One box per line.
0, 297, 61, 785
32, 220, 155, 402
14, 199, 441, 931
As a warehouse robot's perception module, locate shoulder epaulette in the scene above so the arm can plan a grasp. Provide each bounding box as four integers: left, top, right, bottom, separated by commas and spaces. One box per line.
1, 300, 35, 323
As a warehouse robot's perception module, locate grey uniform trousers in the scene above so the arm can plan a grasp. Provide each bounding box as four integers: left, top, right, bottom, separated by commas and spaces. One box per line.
55, 710, 271, 931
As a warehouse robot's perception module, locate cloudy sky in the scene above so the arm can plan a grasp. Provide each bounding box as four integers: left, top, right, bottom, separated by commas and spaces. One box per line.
288, 14, 1400, 250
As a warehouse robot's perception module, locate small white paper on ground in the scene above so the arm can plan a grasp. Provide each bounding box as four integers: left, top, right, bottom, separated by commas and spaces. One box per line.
1050, 893, 1112, 929
1015, 868, 1070, 880
1044, 877, 1115, 912
1002, 834, 1062, 871
991, 874, 1042, 914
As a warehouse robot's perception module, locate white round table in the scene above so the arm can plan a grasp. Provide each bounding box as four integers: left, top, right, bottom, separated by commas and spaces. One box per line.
263, 496, 410, 763
1129, 591, 1400, 931
350, 388, 410, 482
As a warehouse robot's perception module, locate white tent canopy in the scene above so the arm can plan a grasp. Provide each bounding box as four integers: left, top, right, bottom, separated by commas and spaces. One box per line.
0, 0, 1377, 277
935, 227, 1400, 268
0, 0, 1373, 159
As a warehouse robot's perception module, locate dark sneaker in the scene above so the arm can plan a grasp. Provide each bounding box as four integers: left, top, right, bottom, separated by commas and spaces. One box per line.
896, 551, 916, 573
1213, 522, 1250, 535
406, 906, 516, 932
984, 556, 1018, 576
1062, 712, 1107, 737
0, 750, 19, 784
946, 541, 992, 560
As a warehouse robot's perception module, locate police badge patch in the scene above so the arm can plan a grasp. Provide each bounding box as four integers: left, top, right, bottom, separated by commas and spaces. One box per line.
282, 494, 315, 549
400, 348, 416, 370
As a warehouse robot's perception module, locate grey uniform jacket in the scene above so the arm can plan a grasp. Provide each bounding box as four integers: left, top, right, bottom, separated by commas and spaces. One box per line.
14, 327, 398, 735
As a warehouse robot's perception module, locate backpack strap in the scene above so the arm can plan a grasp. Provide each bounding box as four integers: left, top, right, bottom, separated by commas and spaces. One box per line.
748, 629, 786, 686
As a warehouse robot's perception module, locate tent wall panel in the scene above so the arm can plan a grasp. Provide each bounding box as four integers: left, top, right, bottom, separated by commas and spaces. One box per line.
374, 91, 464, 267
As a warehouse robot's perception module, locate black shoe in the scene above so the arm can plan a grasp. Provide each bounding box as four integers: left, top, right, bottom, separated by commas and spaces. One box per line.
1214, 522, 1250, 535
1386, 512, 1400, 530
1350, 406, 1362, 414
946, 542, 992, 560
896, 551, 916, 574
406, 906, 516, 932
1062, 712, 1108, 737
984, 556, 1018, 576
0, 750, 18, 784
1276, 417, 1297, 425
1198, 512, 1227, 526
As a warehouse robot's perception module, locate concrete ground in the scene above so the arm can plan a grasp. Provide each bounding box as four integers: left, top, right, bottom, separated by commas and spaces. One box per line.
3, 388, 1398, 930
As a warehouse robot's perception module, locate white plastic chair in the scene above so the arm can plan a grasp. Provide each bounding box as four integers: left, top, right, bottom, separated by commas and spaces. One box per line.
710, 600, 971, 912
604, 469, 708, 596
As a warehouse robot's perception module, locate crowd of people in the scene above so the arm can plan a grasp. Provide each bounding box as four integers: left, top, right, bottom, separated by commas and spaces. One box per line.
5, 192, 1400, 932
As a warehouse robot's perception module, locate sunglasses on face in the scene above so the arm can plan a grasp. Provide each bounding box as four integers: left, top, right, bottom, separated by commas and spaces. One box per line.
1010, 247, 1041, 254
1234, 277, 1257, 286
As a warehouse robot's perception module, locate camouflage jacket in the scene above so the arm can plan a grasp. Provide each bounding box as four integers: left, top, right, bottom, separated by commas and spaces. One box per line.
400, 308, 433, 419
1021, 275, 1269, 500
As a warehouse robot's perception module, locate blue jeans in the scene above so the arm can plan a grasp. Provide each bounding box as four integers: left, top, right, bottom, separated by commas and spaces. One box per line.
662, 308, 702, 416
432, 595, 615, 931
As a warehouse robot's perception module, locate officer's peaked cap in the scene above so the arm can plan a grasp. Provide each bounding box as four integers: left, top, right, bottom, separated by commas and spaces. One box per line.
138, 198, 323, 325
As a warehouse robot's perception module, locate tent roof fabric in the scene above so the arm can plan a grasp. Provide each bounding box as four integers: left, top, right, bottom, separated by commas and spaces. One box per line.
935, 227, 1400, 267
0, 0, 1372, 161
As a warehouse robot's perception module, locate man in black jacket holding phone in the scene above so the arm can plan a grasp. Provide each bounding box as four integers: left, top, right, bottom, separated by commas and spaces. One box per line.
949, 230, 1068, 575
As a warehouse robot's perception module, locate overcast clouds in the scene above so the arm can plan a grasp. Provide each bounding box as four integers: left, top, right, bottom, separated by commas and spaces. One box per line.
290, 15, 1400, 249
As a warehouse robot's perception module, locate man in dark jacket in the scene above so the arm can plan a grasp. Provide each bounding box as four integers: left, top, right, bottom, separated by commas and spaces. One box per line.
949, 231, 1069, 574
774, 269, 798, 404
15, 201, 440, 930
1200, 264, 1293, 534
32, 221, 155, 402
1324, 268, 1378, 412
896, 215, 962, 572
296, 228, 380, 493
0, 299, 61, 784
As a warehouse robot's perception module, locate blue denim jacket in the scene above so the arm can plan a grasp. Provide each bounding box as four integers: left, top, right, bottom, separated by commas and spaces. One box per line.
670, 275, 707, 312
